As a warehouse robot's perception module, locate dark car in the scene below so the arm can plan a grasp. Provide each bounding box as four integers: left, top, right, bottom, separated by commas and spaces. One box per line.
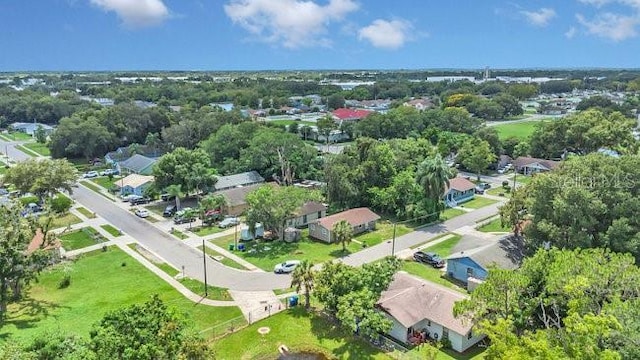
161, 193, 176, 202
163, 204, 177, 217
413, 251, 445, 268
477, 182, 491, 190
130, 196, 151, 205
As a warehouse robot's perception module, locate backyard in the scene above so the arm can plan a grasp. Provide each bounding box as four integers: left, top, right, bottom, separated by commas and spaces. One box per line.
209, 222, 412, 271
0, 248, 243, 342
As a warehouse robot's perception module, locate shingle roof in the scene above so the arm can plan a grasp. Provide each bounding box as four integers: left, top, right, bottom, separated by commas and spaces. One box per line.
332, 108, 373, 120
378, 272, 473, 334
296, 201, 327, 216
115, 174, 154, 189
214, 171, 265, 191
447, 235, 524, 271
120, 154, 157, 174
445, 177, 476, 193
513, 156, 560, 171
217, 183, 265, 207
316, 207, 380, 229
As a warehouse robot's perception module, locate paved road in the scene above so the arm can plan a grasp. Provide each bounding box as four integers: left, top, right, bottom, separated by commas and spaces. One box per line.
0, 137, 32, 162
70, 185, 292, 291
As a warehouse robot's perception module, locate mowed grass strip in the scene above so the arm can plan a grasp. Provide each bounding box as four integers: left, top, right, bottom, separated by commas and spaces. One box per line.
1, 248, 243, 342
100, 224, 123, 237
75, 207, 96, 219
22, 142, 51, 156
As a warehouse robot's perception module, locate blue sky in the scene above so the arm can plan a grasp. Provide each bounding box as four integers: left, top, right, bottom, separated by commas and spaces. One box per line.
1, 0, 640, 71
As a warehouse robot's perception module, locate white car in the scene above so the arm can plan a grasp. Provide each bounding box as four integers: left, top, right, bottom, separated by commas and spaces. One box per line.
134, 208, 150, 218
83, 171, 99, 178
274, 260, 301, 274
100, 169, 119, 176
218, 217, 240, 228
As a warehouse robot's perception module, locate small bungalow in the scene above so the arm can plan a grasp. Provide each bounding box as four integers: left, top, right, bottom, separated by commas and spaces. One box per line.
513, 156, 560, 176
444, 177, 476, 207
308, 207, 380, 243
114, 174, 154, 196
286, 201, 327, 228
446, 236, 524, 291
377, 272, 485, 353
217, 183, 265, 216
118, 154, 157, 176
10, 122, 54, 136
214, 171, 265, 192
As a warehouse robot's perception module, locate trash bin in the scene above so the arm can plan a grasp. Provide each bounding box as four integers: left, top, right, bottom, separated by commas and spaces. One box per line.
289, 295, 299, 307
228, 244, 234, 251
237, 243, 246, 252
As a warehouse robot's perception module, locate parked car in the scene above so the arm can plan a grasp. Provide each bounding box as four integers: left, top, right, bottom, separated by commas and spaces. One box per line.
218, 216, 240, 228
26, 202, 43, 213
474, 186, 485, 195
82, 171, 99, 178
477, 182, 491, 190
173, 208, 196, 224
134, 208, 150, 218
274, 260, 301, 274
203, 209, 222, 225
413, 251, 445, 268
130, 196, 151, 205
163, 204, 177, 217
126, 195, 143, 203
160, 193, 176, 202
99, 168, 119, 176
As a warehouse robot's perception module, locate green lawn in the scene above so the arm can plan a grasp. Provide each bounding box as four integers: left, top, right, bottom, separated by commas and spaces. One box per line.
22, 142, 51, 156
91, 176, 118, 190
493, 120, 541, 140
43, 213, 82, 230
145, 203, 169, 216
191, 224, 225, 236
198, 245, 248, 270
458, 197, 498, 210
79, 180, 114, 201
486, 187, 511, 198
212, 307, 391, 360
100, 224, 123, 237
14, 145, 38, 157
0, 248, 244, 342
478, 218, 510, 233
58, 227, 107, 250
75, 207, 96, 219
270, 119, 316, 127
209, 223, 412, 272
6, 132, 34, 141
401, 235, 466, 293
441, 208, 466, 221
171, 229, 188, 240
511, 174, 532, 184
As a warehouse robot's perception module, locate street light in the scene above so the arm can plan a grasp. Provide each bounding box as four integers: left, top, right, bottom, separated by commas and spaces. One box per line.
202, 239, 208, 297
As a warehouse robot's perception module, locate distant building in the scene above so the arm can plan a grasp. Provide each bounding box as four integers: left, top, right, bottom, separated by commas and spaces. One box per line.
403, 98, 434, 111
10, 122, 54, 136
286, 201, 328, 228
134, 100, 157, 109
331, 108, 373, 122
513, 156, 560, 176
214, 171, 265, 191
217, 183, 265, 216
115, 174, 154, 196
211, 103, 234, 112
118, 154, 157, 175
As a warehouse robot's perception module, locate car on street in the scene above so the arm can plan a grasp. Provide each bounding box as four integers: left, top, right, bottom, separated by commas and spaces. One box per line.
163, 204, 177, 217
82, 171, 99, 178
130, 196, 151, 205
274, 260, 301, 274
218, 216, 240, 228
134, 208, 150, 218
99, 168, 119, 176
413, 251, 445, 268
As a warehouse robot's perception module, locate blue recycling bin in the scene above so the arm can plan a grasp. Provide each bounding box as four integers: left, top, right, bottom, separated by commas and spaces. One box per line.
289, 295, 299, 307
237, 243, 246, 252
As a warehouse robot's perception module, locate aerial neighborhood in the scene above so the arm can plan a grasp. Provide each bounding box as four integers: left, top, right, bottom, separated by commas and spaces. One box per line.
1, 66, 640, 359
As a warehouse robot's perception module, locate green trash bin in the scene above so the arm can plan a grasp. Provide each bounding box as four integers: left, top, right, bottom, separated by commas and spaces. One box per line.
228, 244, 234, 251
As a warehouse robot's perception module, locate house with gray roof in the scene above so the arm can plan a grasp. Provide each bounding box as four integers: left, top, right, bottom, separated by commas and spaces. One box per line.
377, 272, 485, 353
118, 154, 157, 175
446, 235, 524, 289
214, 171, 265, 191
10, 122, 54, 136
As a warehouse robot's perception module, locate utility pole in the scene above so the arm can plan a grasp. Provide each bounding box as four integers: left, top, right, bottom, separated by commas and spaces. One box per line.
391, 222, 397, 256
202, 239, 208, 297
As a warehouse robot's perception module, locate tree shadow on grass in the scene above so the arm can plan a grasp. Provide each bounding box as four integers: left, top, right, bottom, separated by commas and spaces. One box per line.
1, 295, 68, 333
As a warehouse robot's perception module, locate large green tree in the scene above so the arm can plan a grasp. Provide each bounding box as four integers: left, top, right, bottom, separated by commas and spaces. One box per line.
457, 138, 496, 180
4, 158, 78, 202
153, 148, 216, 195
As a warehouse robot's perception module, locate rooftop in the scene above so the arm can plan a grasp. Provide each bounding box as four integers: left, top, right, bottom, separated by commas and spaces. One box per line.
215, 171, 265, 191
115, 174, 154, 189
445, 177, 476, 193
316, 207, 380, 229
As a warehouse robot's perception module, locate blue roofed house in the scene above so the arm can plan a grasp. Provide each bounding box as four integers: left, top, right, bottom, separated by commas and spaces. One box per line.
114, 174, 154, 197
118, 154, 157, 175
446, 236, 524, 291
214, 171, 265, 191
444, 177, 476, 208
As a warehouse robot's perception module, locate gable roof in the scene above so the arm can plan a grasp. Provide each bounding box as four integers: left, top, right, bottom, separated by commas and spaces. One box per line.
119, 154, 157, 174
316, 207, 380, 230
115, 174, 154, 189
445, 177, 476, 193
447, 235, 524, 271
214, 171, 265, 191
296, 201, 327, 216
332, 108, 373, 120
217, 183, 266, 207
378, 272, 472, 334
513, 156, 560, 171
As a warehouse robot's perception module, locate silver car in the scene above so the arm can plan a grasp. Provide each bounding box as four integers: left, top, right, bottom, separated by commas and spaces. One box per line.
274, 260, 301, 274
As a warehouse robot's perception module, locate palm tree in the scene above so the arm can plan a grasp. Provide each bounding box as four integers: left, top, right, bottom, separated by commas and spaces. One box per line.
290, 260, 315, 309
416, 153, 454, 207
164, 184, 183, 211
182, 208, 197, 230
333, 220, 353, 253
198, 194, 226, 226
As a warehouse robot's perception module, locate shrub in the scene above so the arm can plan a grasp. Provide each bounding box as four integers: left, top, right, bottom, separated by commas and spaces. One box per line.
504, 185, 511, 193
19, 195, 39, 206
502, 180, 510, 188
440, 337, 452, 349
49, 194, 73, 214
58, 274, 71, 289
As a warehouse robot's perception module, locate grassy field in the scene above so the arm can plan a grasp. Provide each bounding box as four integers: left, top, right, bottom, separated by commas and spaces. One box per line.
58, 227, 107, 250
441, 208, 466, 221
43, 213, 82, 230
401, 235, 466, 293
100, 224, 122, 237
22, 142, 51, 156
212, 307, 391, 360
511, 174, 532, 184
209, 223, 412, 271
0, 248, 243, 342
198, 245, 248, 270
493, 120, 541, 140
478, 218, 510, 233
458, 197, 498, 210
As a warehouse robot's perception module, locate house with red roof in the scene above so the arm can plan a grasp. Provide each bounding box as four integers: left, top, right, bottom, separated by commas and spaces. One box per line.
308, 207, 380, 243
444, 177, 476, 207
331, 108, 373, 122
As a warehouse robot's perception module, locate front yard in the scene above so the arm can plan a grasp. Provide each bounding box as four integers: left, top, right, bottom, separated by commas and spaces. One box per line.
441, 208, 466, 221
401, 235, 466, 293
458, 197, 498, 210
42, 212, 82, 230
22, 142, 51, 156
58, 227, 107, 250
209, 222, 412, 271
478, 218, 510, 233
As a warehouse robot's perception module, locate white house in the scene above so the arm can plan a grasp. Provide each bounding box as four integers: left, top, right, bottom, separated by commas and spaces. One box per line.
377, 272, 485, 353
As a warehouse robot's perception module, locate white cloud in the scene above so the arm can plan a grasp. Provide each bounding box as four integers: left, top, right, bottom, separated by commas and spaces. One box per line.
358, 19, 412, 50
578, 0, 640, 8
565, 26, 578, 38
223, 0, 359, 48
520, 7, 557, 27
576, 12, 639, 40
90, 0, 169, 27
